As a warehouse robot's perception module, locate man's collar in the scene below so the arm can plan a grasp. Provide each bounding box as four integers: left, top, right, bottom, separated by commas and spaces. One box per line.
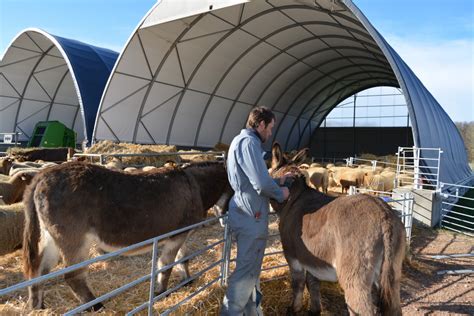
242, 128, 263, 143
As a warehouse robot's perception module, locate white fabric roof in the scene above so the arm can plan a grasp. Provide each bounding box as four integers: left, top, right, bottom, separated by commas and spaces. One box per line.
94, 0, 471, 183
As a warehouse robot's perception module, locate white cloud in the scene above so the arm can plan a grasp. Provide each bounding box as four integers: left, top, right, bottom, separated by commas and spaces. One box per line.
385, 35, 474, 122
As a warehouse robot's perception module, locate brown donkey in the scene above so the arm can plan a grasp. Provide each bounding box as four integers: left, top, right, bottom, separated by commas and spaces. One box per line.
22, 161, 232, 311
269, 144, 405, 316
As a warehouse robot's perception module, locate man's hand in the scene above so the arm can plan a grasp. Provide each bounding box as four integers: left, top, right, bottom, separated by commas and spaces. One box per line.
280, 172, 295, 186
281, 186, 290, 200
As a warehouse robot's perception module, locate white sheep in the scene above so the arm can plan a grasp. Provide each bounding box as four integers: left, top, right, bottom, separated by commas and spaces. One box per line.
0, 170, 39, 204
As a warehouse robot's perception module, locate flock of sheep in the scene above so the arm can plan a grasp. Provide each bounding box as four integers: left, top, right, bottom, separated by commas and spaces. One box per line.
0, 145, 412, 259
297, 162, 399, 194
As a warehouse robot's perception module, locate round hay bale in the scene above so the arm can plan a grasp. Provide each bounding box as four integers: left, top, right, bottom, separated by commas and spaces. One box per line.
0, 203, 24, 256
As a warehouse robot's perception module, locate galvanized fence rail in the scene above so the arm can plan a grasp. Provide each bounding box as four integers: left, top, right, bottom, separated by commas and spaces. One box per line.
395, 146, 442, 190
439, 181, 474, 237
73, 151, 226, 165
220, 213, 288, 286
0, 216, 227, 315
0, 132, 21, 146
429, 180, 474, 275
346, 146, 442, 191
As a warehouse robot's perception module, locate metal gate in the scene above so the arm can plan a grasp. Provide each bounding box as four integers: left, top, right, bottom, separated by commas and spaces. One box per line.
439, 181, 474, 237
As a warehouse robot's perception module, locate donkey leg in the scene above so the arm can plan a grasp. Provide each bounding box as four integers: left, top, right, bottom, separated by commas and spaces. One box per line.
287, 260, 306, 315
27, 230, 61, 310
174, 231, 193, 284
340, 278, 376, 316
155, 233, 188, 295
305, 273, 322, 315
62, 237, 103, 311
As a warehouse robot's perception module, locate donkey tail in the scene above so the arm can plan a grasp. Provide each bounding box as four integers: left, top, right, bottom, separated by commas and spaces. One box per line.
379, 211, 405, 316
22, 178, 42, 279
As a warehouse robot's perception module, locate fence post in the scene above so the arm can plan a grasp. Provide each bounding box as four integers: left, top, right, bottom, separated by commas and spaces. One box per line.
435, 149, 443, 190
413, 147, 421, 189
148, 239, 159, 315
220, 219, 231, 286
395, 147, 401, 189
348, 186, 356, 195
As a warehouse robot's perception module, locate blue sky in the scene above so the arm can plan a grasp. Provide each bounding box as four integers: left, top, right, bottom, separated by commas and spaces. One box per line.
1, 0, 472, 122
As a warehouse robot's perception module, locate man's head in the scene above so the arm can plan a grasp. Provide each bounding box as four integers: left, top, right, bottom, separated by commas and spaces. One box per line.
246, 106, 275, 143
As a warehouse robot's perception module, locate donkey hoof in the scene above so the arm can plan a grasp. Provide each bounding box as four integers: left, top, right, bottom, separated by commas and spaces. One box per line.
27, 298, 45, 310
154, 289, 170, 298
307, 309, 321, 316
90, 302, 104, 311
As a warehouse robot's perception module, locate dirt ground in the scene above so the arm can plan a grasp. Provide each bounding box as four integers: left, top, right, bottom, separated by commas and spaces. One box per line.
0, 215, 473, 315
399, 225, 473, 315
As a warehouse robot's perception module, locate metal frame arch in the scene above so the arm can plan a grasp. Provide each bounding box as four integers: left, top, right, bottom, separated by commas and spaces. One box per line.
167, 12, 364, 143
292, 78, 399, 149
273, 71, 395, 148
298, 83, 400, 149
270, 64, 394, 144
12, 45, 56, 138
216, 49, 389, 143
92, 0, 163, 142
340, 0, 420, 146
165, 4, 384, 144
130, 14, 206, 143
194, 33, 384, 146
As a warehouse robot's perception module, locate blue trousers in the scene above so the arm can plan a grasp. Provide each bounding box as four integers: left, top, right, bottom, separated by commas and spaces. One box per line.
221, 210, 268, 315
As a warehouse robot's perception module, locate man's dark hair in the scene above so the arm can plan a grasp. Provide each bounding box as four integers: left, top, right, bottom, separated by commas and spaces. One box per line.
246, 106, 275, 129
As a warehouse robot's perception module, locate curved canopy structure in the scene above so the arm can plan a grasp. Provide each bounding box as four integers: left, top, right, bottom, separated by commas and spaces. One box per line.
94, 0, 471, 183
0, 28, 118, 144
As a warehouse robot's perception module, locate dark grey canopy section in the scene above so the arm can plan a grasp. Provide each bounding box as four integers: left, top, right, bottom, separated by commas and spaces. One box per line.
94, 0, 471, 184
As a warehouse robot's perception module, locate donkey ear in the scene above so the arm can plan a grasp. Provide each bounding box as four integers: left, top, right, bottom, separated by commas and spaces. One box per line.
271, 142, 284, 169
291, 148, 309, 165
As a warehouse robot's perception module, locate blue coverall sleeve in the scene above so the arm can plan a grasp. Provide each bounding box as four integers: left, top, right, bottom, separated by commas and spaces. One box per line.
238, 138, 285, 203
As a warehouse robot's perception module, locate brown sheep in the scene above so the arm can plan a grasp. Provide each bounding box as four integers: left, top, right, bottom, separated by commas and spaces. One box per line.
0, 170, 39, 204
339, 169, 365, 194
0, 157, 14, 175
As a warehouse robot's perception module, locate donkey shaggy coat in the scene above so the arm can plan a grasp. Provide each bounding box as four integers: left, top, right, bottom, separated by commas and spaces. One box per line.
270, 144, 405, 316
22, 161, 231, 311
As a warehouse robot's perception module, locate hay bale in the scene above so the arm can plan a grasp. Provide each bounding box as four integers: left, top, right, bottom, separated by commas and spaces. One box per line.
87, 140, 181, 166
213, 142, 230, 153
179, 149, 220, 162
0, 203, 24, 256
6, 147, 70, 162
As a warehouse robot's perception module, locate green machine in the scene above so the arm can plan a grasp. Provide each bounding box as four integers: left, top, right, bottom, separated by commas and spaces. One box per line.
28, 121, 76, 148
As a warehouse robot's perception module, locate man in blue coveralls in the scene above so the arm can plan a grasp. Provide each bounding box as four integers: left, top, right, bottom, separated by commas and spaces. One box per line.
221, 106, 292, 315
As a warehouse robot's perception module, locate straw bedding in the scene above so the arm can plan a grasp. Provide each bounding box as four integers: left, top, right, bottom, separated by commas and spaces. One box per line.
86, 140, 181, 166
0, 213, 348, 315
84, 140, 227, 167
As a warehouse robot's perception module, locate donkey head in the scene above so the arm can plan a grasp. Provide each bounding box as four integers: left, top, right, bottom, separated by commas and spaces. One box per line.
269, 143, 309, 213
